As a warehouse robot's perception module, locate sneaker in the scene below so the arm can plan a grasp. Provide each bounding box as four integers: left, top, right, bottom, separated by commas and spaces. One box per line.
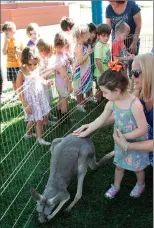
85, 97, 98, 103
37, 138, 51, 146
130, 183, 145, 198
104, 184, 120, 199
24, 133, 36, 140
76, 104, 86, 113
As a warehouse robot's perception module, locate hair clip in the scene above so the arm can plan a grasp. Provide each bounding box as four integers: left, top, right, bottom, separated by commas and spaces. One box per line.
108, 60, 123, 72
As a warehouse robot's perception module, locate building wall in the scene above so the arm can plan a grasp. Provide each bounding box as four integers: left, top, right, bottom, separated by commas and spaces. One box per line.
1, 2, 69, 29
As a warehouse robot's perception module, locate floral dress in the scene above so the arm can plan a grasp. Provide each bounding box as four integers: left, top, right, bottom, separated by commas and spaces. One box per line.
113, 99, 150, 171
21, 70, 51, 121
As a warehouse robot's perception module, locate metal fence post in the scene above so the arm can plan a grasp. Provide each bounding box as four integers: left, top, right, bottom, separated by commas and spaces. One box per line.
91, 1, 103, 25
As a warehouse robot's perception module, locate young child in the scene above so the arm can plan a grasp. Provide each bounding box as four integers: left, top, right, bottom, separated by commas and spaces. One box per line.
73, 61, 149, 198
26, 23, 40, 47
16, 47, 51, 146
60, 17, 75, 58
85, 22, 97, 103
60, 16, 75, 33
94, 24, 111, 102
2, 21, 24, 98
36, 38, 57, 123
72, 24, 92, 112
53, 32, 73, 123
112, 20, 134, 63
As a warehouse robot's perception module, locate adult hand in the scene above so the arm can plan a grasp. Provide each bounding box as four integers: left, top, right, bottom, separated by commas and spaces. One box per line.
113, 129, 127, 149
72, 124, 90, 137
87, 46, 92, 55
129, 42, 138, 54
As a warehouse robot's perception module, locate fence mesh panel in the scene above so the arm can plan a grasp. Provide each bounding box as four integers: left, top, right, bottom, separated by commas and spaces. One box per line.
0, 3, 153, 227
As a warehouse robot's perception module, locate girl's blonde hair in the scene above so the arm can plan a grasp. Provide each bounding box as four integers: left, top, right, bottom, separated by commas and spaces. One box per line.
26, 23, 39, 36
72, 24, 89, 39
134, 53, 153, 101
37, 38, 53, 54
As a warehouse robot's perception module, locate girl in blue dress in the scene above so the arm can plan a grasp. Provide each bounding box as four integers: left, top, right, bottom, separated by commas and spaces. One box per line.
73, 60, 149, 199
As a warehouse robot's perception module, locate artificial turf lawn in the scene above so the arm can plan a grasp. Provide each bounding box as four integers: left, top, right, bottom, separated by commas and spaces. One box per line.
1, 99, 153, 228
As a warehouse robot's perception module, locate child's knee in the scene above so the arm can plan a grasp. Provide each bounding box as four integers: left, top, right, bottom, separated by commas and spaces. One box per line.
135, 170, 144, 175
116, 166, 124, 172
43, 116, 48, 125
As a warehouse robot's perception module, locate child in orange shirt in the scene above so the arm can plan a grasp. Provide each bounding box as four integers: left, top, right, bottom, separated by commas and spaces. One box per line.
2, 21, 24, 98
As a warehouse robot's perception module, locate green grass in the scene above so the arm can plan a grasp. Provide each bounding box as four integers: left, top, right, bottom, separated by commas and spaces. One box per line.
0, 99, 153, 228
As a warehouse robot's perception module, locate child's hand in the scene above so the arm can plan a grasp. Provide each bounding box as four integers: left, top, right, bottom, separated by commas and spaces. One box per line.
125, 55, 134, 61
87, 46, 92, 55
47, 79, 54, 86
72, 124, 90, 137
67, 81, 73, 93
64, 75, 69, 82
113, 129, 127, 149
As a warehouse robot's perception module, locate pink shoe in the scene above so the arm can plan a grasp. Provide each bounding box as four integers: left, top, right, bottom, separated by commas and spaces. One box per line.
130, 183, 145, 198
104, 184, 120, 199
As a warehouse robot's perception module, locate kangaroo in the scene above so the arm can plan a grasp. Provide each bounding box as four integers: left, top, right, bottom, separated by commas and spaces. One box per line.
31, 134, 114, 223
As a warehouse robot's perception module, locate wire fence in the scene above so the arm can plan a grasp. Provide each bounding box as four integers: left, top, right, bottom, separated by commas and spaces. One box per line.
0, 31, 153, 228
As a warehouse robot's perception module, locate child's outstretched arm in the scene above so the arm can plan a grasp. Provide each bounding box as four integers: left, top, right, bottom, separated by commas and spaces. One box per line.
40, 68, 54, 79
73, 101, 113, 137
124, 99, 148, 140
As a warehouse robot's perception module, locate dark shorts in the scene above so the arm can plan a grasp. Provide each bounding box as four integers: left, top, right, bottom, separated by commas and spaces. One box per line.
7, 67, 20, 81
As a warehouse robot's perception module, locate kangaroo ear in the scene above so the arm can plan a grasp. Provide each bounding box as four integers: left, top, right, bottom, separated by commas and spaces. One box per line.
30, 188, 44, 202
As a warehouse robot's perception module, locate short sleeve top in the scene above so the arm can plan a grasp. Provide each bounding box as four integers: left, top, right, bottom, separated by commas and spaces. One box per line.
112, 40, 127, 58
54, 53, 71, 75
94, 41, 111, 77
7, 38, 24, 68
106, 1, 141, 40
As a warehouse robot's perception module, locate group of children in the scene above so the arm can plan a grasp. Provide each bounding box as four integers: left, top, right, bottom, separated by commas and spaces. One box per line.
1, 16, 153, 200
1, 18, 137, 145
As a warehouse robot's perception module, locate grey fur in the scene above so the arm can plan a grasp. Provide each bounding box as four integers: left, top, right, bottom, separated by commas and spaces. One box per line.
31, 134, 114, 223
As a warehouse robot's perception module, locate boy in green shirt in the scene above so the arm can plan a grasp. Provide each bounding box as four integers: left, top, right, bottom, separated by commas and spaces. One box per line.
94, 24, 111, 102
